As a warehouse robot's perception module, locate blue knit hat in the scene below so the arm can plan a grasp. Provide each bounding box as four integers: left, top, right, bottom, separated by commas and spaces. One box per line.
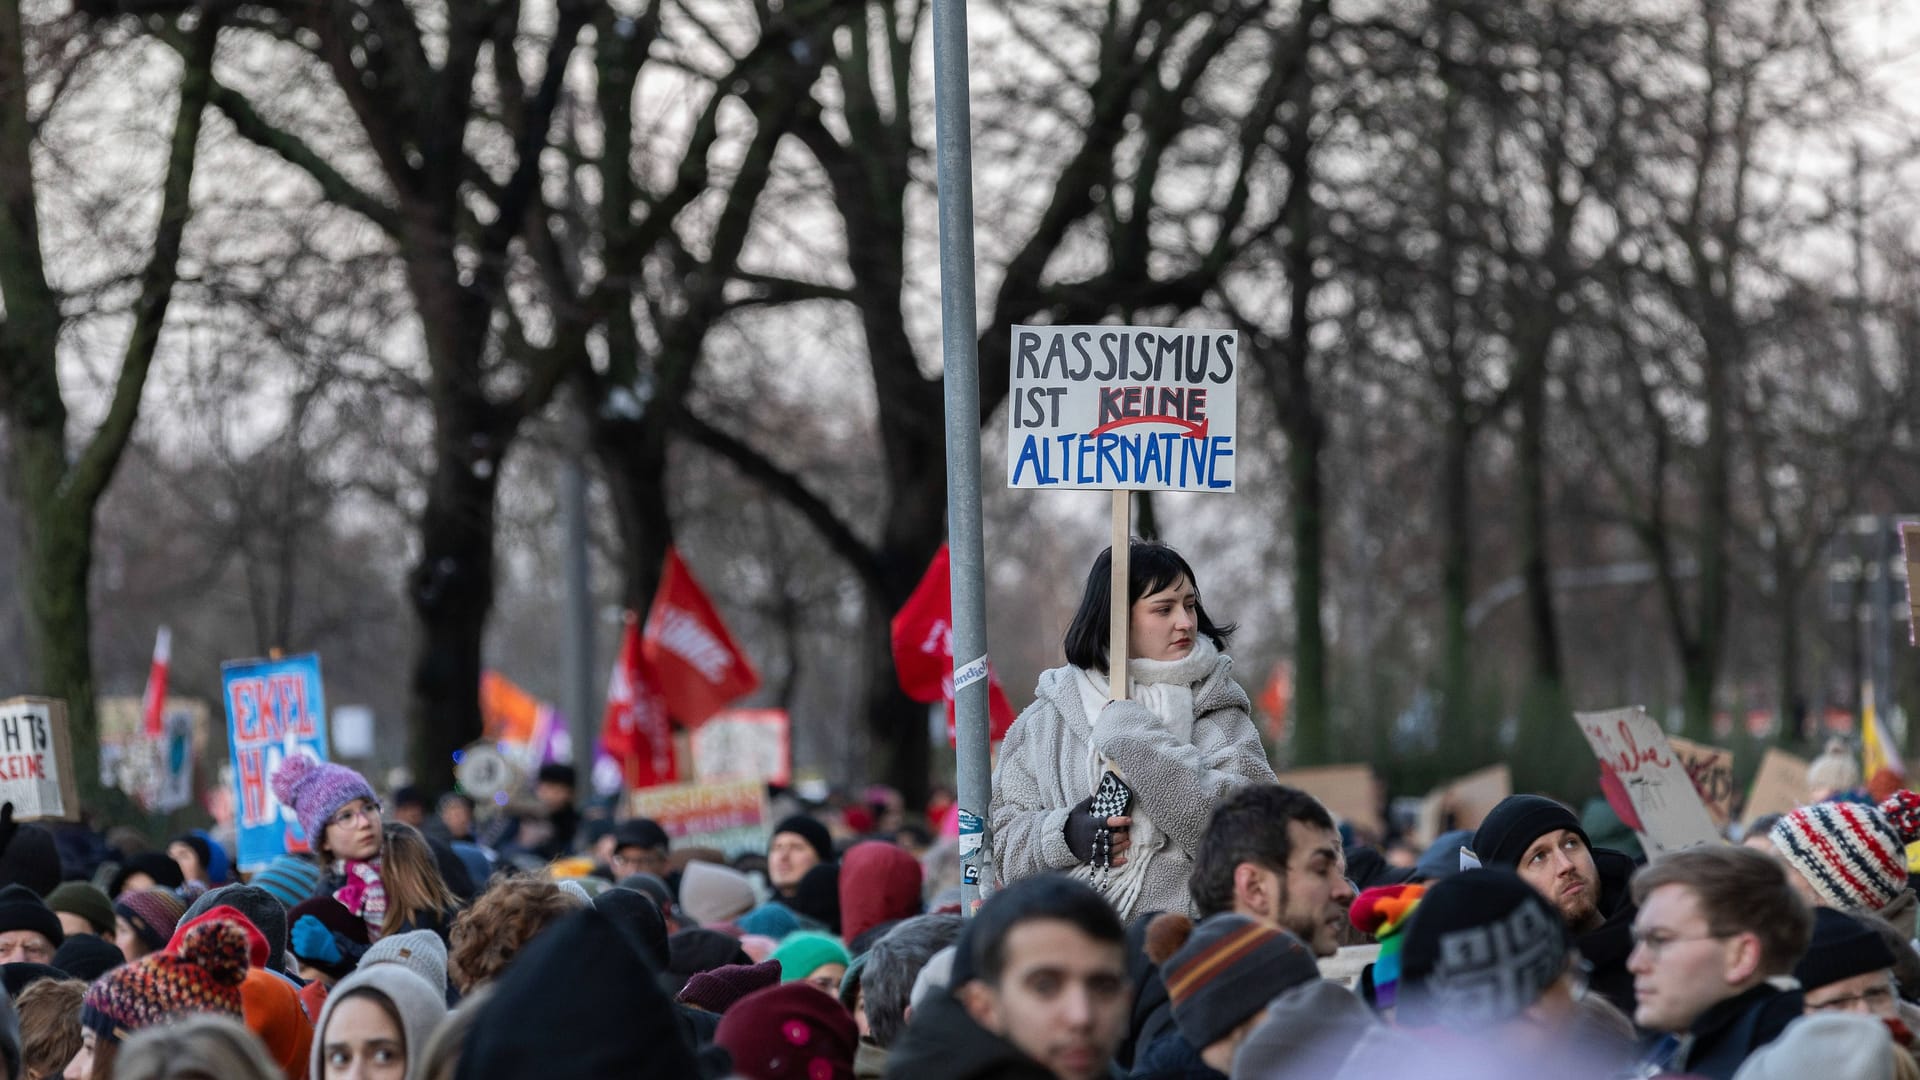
251, 855, 323, 911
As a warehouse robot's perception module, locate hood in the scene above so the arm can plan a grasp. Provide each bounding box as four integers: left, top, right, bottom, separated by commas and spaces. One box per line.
314, 964, 447, 1080
839, 842, 922, 947
882, 990, 1052, 1080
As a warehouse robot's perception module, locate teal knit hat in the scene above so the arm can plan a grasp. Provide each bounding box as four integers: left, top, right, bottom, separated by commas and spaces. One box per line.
771, 931, 850, 983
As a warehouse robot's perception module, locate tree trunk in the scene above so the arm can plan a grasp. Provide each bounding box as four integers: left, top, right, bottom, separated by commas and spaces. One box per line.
596, 418, 673, 614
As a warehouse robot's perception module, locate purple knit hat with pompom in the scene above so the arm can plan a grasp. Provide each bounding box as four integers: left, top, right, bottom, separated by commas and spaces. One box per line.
270, 755, 377, 852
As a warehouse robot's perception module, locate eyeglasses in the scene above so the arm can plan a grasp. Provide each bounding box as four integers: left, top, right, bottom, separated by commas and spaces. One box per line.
1807, 984, 1898, 1013
329, 801, 381, 829
1629, 930, 1734, 957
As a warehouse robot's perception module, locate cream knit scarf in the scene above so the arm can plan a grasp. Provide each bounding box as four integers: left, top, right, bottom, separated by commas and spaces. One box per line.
1071, 636, 1219, 917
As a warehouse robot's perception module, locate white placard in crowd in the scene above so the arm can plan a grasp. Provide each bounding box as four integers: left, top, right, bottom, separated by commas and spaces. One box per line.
1575, 706, 1721, 855
0, 698, 78, 821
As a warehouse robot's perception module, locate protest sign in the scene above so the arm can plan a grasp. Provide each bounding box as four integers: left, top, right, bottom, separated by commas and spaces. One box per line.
628, 778, 770, 856
1576, 707, 1720, 855
691, 709, 791, 787
1743, 748, 1810, 827
1415, 764, 1513, 846
0, 699, 78, 821
221, 653, 330, 871
1274, 764, 1383, 835
1666, 736, 1737, 828
99, 695, 208, 813
1007, 325, 1239, 492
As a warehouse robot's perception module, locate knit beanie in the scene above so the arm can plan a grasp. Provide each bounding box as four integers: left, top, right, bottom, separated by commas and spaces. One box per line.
312, 964, 448, 1080
739, 901, 806, 941
47, 882, 114, 937
617, 873, 676, 915
1, 962, 57, 1000
183, 885, 287, 971
771, 931, 851, 983
241, 966, 313, 1079
169, 905, 272, 972
1470, 795, 1590, 870
1795, 908, 1899, 994
108, 852, 185, 898
1156, 914, 1321, 1050
1230, 980, 1382, 1079
191, 829, 231, 885
269, 755, 378, 854
909, 945, 956, 1010
1349, 883, 1426, 1009
1771, 791, 1920, 912
788, 863, 842, 935
679, 860, 757, 926
81, 916, 249, 1043
679, 958, 784, 1014
50, 933, 123, 982
170, 834, 214, 883
360, 929, 449, 998
1731, 1013, 1896, 1080
772, 816, 835, 864
715, 982, 859, 1080
0, 804, 62, 898
670, 929, 753, 981
838, 842, 922, 946
289, 897, 371, 981
0, 884, 62, 947
1397, 869, 1571, 1030
114, 889, 187, 953
252, 855, 325, 911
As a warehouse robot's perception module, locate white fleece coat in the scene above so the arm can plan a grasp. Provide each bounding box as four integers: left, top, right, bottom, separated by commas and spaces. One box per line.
989, 652, 1276, 919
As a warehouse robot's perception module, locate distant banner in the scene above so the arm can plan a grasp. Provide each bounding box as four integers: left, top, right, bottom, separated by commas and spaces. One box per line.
1576, 707, 1720, 855
628, 778, 770, 856
1273, 764, 1382, 835
1007, 325, 1238, 491
691, 709, 791, 787
99, 696, 207, 814
222, 653, 330, 871
0, 699, 78, 821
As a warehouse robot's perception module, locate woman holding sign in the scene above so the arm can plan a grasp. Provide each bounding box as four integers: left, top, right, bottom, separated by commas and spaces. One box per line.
990, 540, 1275, 919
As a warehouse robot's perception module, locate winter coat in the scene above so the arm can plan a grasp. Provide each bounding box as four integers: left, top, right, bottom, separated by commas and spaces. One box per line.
1579, 848, 1641, 1022
1665, 983, 1803, 1080
991, 656, 1275, 920
1131, 1030, 1222, 1080
884, 989, 1053, 1080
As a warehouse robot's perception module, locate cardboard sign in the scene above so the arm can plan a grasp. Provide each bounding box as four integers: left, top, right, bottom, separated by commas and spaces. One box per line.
1743, 749, 1811, 827
222, 653, 330, 871
0, 699, 78, 821
1415, 764, 1514, 846
691, 709, 791, 787
99, 695, 208, 813
1274, 764, 1382, 835
1576, 707, 1721, 855
1007, 325, 1239, 491
628, 778, 770, 856
1667, 736, 1737, 828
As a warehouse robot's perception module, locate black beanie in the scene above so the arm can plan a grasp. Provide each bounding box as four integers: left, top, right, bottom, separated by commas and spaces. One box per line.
0, 818, 61, 899
788, 862, 842, 935
1796, 908, 1897, 993
1398, 869, 1571, 1030
0, 885, 62, 948
169, 834, 212, 879
1471, 795, 1590, 869
107, 852, 185, 898
0, 963, 57, 1000
50, 933, 124, 983
772, 815, 834, 864
595, 888, 670, 972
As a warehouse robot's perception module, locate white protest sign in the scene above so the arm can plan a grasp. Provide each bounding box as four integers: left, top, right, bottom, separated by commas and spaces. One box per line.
1575, 706, 1721, 855
691, 709, 791, 787
1007, 325, 1238, 491
0, 699, 79, 821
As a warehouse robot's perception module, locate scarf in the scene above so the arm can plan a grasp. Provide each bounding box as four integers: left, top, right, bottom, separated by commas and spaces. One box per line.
1070, 636, 1221, 916
335, 858, 388, 940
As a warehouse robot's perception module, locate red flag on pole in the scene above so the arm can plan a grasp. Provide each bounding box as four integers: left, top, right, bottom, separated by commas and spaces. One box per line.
891, 546, 1016, 745
600, 614, 677, 789
141, 626, 172, 738
641, 548, 761, 728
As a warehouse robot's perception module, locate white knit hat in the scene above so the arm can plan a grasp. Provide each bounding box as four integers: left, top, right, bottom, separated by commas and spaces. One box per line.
359, 929, 448, 997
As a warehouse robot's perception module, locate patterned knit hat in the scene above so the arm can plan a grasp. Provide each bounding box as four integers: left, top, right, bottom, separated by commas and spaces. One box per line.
251, 855, 324, 911
1160, 914, 1322, 1050
1770, 791, 1920, 912
114, 889, 187, 953
270, 755, 378, 853
1350, 883, 1426, 1009
1397, 870, 1570, 1031
80, 916, 249, 1043
678, 958, 783, 1014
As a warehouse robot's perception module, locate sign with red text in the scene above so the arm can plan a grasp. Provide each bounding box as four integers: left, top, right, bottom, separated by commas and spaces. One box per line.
1667, 736, 1736, 829
691, 709, 791, 787
0, 699, 78, 821
1576, 707, 1720, 855
628, 778, 770, 856
221, 653, 330, 871
1007, 325, 1238, 491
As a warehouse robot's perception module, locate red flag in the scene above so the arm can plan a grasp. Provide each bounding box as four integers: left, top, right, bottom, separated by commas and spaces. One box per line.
641, 549, 761, 728
891, 546, 1015, 744
600, 614, 677, 789
141, 627, 172, 738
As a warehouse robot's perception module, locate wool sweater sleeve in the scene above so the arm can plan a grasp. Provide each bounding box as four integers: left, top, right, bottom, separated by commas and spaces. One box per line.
990, 699, 1084, 880
1090, 695, 1276, 854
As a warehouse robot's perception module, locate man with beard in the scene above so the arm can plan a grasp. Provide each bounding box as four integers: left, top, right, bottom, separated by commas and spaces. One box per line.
1471, 794, 1639, 1019
1188, 785, 1356, 956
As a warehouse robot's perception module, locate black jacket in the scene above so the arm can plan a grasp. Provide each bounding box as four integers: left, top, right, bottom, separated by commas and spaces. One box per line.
1578, 848, 1641, 1020
1672, 983, 1802, 1080
885, 990, 1054, 1080
1130, 1031, 1223, 1080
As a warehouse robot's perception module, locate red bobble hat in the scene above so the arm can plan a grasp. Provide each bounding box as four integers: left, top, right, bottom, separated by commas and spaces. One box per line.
714, 982, 858, 1080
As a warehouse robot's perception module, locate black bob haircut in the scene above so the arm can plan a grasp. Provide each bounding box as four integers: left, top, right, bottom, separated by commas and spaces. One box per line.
1062, 539, 1234, 672
965, 875, 1125, 988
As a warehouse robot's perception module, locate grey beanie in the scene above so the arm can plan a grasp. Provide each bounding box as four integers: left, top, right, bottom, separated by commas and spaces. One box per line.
1231, 980, 1380, 1080
1161, 915, 1321, 1050
184, 884, 288, 973
908, 945, 956, 1011
1730, 1014, 1894, 1080
678, 861, 756, 926
360, 929, 448, 998
312, 963, 448, 1080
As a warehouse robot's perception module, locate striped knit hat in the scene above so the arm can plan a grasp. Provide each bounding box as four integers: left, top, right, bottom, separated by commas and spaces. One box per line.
80, 916, 249, 1043
251, 854, 324, 911
1350, 883, 1425, 1008
113, 888, 187, 953
1159, 914, 1321, 1050
1770, 791, 1920, 912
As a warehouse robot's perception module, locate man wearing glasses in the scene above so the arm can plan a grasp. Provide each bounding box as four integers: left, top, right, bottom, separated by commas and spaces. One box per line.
1796, 908, 1901, 1018
1626, 847, 1814, 1079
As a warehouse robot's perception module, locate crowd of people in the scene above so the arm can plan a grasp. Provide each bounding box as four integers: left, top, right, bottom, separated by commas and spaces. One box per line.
0, 538, 1914, 1078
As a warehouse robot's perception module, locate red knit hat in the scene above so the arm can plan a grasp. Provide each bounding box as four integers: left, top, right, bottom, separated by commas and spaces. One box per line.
714, 982, 858, 1080
678, 958, 783, 1014
169, 904, 272, 969
80, 916, 249, 1043
838, 842, 921, 946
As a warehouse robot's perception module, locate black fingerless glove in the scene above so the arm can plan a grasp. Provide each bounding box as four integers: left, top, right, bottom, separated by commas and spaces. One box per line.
1064, 795, 1100, 863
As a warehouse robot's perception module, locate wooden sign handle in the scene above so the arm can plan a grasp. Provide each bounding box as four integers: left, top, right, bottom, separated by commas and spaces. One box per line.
1110, 490, 1130, 701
